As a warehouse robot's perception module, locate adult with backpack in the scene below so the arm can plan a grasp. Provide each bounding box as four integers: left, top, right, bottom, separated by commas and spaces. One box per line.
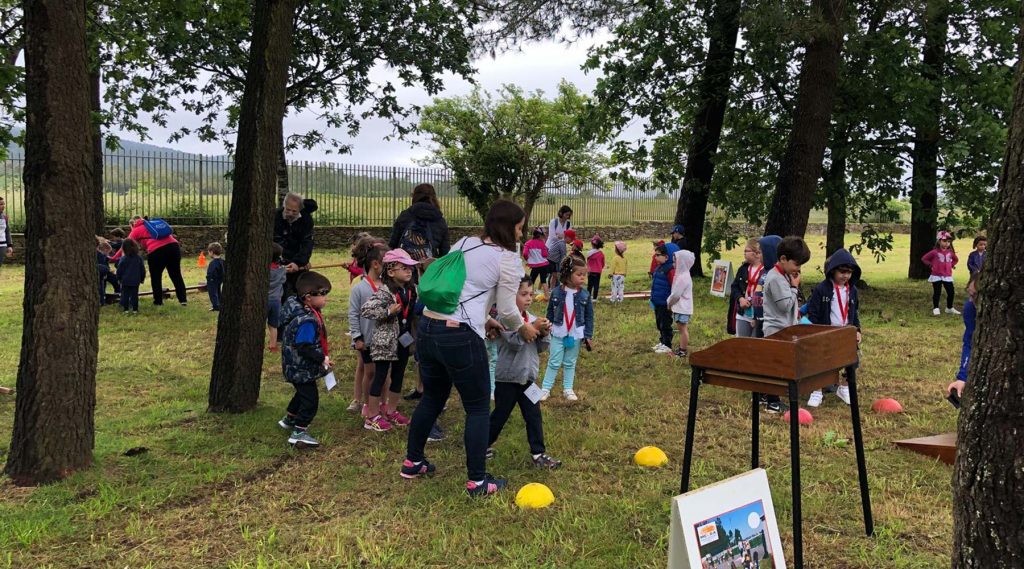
388, 183, 450, 269
402, 199, 540, 497
545, 205, 573, 251
274, 192, 318, 299
110, 215, 188, 306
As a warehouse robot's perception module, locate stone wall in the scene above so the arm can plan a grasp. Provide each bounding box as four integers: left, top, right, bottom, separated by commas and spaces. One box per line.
3, 221, 914, 265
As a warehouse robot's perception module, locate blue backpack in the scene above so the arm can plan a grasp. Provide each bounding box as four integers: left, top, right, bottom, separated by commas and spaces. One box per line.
143, 218, 173, 239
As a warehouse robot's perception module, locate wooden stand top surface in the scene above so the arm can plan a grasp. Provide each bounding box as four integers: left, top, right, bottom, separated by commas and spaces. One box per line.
689, 325, 858, 395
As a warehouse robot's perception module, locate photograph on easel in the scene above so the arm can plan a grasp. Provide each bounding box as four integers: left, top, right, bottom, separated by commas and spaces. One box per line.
694, 500, 775, 569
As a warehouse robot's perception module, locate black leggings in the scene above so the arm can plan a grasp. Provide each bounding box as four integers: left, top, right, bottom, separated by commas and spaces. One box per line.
932, 281, 955, 309
587, 272, 601, 299
489, 381, 545, 454
529, 266, 548, 288
370, 344, 410, 397
147, 243, 188, 305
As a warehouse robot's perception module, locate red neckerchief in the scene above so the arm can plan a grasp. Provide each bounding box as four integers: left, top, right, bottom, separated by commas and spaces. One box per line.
311, 307, 329, 356
746, 264, 763, 297
563, 289, 576, 330
270, 262, 280, 269
834, 283, 849, 325
521, 310, 530, 323
394, 287, 411, 322
367, 277, 379, 293
774, 263, 787, 276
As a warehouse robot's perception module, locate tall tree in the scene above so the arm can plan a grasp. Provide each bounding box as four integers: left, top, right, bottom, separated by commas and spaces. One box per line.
419, 82, 605, 227
908, 0, 948, 279
6, 0, 98, 485
951, 5, 1024, 562
673, 0, 742, 277
763, 0, 847, 237
207, 0, 296, 412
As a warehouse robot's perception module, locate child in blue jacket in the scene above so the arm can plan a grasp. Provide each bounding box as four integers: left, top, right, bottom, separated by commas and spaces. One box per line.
806, 248, 862, 407
650, 242, 679, 353
540, 255, 594, 402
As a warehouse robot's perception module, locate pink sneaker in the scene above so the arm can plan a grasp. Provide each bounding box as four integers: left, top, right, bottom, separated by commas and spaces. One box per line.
387, 409, 411, 426
364, 414, 393, 432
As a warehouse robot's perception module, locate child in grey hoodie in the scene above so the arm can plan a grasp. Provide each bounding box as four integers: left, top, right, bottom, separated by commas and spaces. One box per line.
760, 235, 811, 413
486, 277, 562, 469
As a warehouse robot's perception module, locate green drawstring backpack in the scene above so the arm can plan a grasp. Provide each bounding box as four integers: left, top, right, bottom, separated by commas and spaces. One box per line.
418, 240, 488, 314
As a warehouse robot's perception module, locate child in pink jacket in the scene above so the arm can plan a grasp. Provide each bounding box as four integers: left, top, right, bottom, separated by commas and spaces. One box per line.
921, 230, 960, 316
666, 249, 695, 357
523, 228, 550, 294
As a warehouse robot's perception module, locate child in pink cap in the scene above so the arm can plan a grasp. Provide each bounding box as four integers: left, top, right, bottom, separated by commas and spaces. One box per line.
609, 241, 627, 302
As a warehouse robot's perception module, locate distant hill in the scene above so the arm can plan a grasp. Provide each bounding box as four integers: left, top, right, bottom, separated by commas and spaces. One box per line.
5, 126, 221, 157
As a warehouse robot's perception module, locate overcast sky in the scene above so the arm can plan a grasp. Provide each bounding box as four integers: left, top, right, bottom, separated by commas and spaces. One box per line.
111, 36, 623, 167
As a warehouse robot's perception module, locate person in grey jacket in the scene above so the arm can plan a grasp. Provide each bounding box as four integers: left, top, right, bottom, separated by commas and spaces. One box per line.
486, 277, 562, 469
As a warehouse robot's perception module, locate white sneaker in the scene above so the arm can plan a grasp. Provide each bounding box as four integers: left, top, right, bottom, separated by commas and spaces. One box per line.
807, 390, 823, 408
654, 344, 673, 353
932, 308, 941, 316
539, 389, 550, 402
563, 389, 578, 401
652, 343, 663, 350
836, 385, 851, 405
946, 307, 961, 315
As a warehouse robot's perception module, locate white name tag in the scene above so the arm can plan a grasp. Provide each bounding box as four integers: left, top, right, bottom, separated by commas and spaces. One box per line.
398, 332, 415, 348
524, 382, 543, 404
324, 372, 337, 391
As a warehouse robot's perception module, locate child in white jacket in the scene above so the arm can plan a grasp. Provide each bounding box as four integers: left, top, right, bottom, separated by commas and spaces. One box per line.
666, 249, 695, 357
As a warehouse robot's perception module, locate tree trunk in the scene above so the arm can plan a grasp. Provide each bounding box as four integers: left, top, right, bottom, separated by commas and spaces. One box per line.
5, 0, 98, 485
763, 0, 846, 237
277, 133, 288, 207
908, 0, 947, 279
951, 8, 1024, 563
674, 0, 741, 278
824, 145, 847, 256
208, 0, 297, 413
90, 65, 104, 234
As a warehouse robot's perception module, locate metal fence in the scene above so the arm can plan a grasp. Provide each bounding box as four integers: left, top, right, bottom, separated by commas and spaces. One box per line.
0, 151, 682, 231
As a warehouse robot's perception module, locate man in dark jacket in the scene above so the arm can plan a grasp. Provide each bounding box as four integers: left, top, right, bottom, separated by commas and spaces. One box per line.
274, 193, 318, 298
388, 184, 450, 263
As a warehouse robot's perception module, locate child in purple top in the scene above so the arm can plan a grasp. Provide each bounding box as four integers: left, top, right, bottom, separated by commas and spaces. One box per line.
967, 235, 986, 276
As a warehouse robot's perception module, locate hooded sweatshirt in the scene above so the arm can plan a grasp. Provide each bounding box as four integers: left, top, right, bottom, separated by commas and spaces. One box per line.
668, 249, 695, 315
650, 242, 680, 306
389, 201, 451, 258
752, 236, 782, 322
807, 248, 862, 330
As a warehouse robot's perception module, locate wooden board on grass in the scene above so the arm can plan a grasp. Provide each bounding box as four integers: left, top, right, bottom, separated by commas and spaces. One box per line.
894, 433, 956, 465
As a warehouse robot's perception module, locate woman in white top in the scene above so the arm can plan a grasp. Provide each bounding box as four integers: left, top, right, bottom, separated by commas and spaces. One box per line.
545, 205, 573, 250
402, 200, 540, 497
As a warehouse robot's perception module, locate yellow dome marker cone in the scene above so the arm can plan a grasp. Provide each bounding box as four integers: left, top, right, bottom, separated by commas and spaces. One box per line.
515, 483, 555, 509
634, 446, 669, 468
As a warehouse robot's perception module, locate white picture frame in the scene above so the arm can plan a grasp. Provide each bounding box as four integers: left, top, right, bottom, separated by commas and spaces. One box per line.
710, 260, 733, 298
668, 469, 786, 569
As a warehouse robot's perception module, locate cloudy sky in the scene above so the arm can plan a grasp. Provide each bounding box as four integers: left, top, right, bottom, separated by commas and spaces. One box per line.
112, 36, 627, 167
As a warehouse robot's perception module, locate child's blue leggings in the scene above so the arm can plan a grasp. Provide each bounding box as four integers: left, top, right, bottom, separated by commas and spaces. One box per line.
485, 338, 499, 395
542, 338, 581, 391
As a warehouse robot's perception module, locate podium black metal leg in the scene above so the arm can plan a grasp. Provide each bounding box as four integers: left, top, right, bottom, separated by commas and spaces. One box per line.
751, 392, 760, 469
788, 383, 803, 569
680, 367, 703, 494
846, 365, 874, 536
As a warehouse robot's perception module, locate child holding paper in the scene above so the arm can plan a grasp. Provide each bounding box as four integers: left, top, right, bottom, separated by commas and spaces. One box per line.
486, 277, 561, 469
278, 271, 334, 447
360, 248, 420, 432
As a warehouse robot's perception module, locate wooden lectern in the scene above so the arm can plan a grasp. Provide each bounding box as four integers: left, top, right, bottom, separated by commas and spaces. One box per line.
680, 325, 873, 569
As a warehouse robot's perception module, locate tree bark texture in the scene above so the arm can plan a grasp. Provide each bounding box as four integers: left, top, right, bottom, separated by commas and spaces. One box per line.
824, 145, 847, 256
208, 0, 297, 413
90, 65, 104, 234
6, 0, 98, 485
908, 0, 947, 279
951, 9, 1024, 564
277, 134, 288, 207
763, 0, 846, 238
674, 0, 741, 278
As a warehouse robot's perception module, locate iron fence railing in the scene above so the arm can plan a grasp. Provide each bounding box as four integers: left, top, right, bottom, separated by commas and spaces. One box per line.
0, 151, 685, 231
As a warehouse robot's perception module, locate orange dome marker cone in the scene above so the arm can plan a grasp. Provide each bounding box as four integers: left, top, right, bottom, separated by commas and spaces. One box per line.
197, 251, 207, 268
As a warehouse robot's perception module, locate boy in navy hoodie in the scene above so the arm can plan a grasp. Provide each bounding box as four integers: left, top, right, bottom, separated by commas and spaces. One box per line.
650, 242, 679, 353
806, 248, 862, 407
116, 238, 146, 313
206, 242, 225, 311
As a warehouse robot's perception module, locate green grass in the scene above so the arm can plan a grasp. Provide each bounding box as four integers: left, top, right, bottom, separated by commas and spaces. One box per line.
0, 233, 967, 568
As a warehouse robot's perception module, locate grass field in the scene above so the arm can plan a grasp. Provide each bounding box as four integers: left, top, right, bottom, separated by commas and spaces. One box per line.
0, 233, 967, 568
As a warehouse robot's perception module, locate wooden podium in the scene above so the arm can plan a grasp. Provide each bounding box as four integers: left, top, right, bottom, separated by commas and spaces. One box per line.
680, 325, 873, 569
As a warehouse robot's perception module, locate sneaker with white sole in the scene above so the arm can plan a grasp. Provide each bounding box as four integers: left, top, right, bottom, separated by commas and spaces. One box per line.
427, 423, 446, 442
277, 415, 296, 430
563, 389, 578, 402
288, 430, 320, 446
539, 389, 550, 402
654, 344, 673, 353
346, 400, 361, 413
400, 458, 436, 479
836, 385, 851, 405
807, 390, 823, 408
946, 307, 961, 315
932, 308, 941, 316
364, 414, 393, 432
466, 473, 507, 497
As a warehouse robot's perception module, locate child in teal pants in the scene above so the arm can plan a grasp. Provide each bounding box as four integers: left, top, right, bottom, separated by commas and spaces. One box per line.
540, 255, 594, 402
